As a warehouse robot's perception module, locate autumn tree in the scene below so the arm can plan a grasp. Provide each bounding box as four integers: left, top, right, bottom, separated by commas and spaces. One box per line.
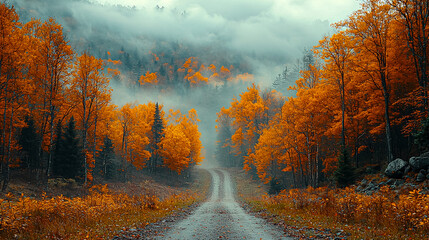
0, 3, 33, 190
345, 0, 395, 162
220, 83, 267, 169
161, 109, 203, 174
318, 31, 354, 149
27, 17, 74, 180
70, 52, 111, 185
110, 103, 152, 179
160, 124, 191, 174
388, 0, 429, 115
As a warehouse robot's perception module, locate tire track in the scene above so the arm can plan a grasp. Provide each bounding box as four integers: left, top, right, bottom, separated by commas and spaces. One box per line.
157, 169, 292, 240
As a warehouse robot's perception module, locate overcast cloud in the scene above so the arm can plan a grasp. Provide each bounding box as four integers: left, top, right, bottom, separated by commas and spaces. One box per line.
13, 0, 361, 85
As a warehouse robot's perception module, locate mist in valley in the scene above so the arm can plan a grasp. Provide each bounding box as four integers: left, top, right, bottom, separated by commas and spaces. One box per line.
10, 0, 360, 165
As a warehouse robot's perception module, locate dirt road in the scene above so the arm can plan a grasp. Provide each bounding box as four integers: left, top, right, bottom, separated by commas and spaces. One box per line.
158, 169, 291, 240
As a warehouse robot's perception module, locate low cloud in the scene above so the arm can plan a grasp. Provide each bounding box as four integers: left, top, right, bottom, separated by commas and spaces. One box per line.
12, 0, 360, 84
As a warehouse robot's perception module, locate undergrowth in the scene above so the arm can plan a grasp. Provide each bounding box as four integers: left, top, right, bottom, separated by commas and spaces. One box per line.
235, 169, 429, 239
0, 169, 210, 239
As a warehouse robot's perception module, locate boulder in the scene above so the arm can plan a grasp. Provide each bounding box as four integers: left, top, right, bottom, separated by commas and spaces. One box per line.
416, 171, 426, 182
385, 158, 409, 178
404, 165, 411, 175
409, 152, 429, 171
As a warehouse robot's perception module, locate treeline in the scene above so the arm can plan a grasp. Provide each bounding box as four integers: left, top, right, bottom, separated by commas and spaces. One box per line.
133, 54, 254, 91
0, 3, 203, 191
12, 0, 255, 91
216, 0, 429, 189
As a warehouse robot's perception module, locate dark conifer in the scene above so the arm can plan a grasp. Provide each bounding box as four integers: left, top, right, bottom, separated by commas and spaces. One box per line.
149, 102, 164, 171
53, 117, 83, 180
96, 135, 117, 180
18, 116, 40, 170
414, 117, 429, 152
334, 148, 356, 188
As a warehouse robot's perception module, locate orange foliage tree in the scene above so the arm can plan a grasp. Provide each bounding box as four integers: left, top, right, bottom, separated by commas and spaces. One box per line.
27, 18, 74, 180
70, 52, 111, 185
344, 0, 396, 162
0, 4, 32, 190
161, 109, 203, 174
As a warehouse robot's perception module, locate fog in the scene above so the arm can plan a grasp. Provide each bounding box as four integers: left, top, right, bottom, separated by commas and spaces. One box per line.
11, 0, 361, 164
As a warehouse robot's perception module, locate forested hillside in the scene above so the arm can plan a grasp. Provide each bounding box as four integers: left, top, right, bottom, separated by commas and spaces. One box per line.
216, 0, 429, 189
0, 3, 205, 190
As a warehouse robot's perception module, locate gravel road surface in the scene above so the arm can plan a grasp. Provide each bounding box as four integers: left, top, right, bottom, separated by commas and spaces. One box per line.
157, 169, 291, 240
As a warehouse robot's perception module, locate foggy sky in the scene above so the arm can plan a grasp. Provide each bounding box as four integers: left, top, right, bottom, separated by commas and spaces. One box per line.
13, 0, 361, 87
92, 0, 361, 80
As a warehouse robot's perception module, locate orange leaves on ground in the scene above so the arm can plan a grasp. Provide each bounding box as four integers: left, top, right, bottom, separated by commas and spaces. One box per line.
0, 186, 199, 239
252, 187, 429, 239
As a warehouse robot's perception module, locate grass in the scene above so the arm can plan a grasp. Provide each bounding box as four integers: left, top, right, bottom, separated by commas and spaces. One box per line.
0, 167, 211, 239
232, 168, 429, 240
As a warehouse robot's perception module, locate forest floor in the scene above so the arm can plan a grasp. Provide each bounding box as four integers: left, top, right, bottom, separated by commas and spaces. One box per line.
0, 167, 211, 239
233, 168, 429, 240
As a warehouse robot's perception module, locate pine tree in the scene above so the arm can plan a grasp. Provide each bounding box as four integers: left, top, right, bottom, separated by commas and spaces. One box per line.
414, 117, 429, 152
18, 116, 40, 170
150, 103, 164, 171
52, 117, 83, 180
334, 148, 356, 188
96, 135, 117, 180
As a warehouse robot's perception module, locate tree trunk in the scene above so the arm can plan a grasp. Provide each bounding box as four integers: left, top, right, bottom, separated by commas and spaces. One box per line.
381, 72, 393, 162
46, 105, 55, 182
1, 81, 8, 191
341, 71, 346, 149
1, 103, 13, 192
93, 116, 98, 178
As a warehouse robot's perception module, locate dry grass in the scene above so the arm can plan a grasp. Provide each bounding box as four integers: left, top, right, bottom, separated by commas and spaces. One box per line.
0, 167, 211, 239
233, 169, 429, 240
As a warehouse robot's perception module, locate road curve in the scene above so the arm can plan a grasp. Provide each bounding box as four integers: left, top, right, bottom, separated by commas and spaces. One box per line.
158, 169, 291, 240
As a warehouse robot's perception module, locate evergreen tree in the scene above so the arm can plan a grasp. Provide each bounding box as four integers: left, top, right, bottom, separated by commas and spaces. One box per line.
334, 149, 356, 188
149, 103, 164, 171
414, 117, 429, 152
96, 135, 117, 180
52, 117, 83, 180
18, 116, 39, 170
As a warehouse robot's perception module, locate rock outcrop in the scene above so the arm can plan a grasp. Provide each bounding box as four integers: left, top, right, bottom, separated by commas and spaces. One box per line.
409, 152, 429, 171
385, 158, 409, 178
